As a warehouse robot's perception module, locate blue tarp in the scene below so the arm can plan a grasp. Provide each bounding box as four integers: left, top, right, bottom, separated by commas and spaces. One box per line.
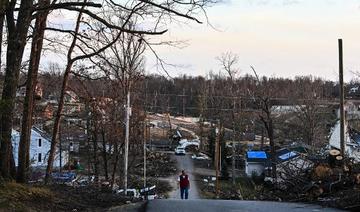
247, 151, 267, 159
51, 172, 76, 182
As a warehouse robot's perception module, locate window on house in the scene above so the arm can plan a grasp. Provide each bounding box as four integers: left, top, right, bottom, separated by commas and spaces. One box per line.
38, 139, 42, 147
38, 153, 42, 162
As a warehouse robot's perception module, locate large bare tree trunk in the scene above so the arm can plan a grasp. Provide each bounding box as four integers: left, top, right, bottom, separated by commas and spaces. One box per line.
44, 61, 74, 183
0, 0, 33, 179
110, 142, 120, 188
17, 0, 50, 183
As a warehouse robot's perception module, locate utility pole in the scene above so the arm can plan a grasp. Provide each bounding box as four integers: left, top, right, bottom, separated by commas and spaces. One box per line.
215, 120, 220, 198
124, 89, 131, 194
143, 120, 147, 189
339, 39, 345, 157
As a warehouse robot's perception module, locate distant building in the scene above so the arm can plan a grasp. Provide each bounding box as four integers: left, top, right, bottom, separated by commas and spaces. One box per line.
16, 86, 27, 97
16, 82, 43, 99
12, 127, 68, 168
271, 105, 299, 115
62, 90, 85, 115
36, 102, 55, 120
64, 90, 80, 103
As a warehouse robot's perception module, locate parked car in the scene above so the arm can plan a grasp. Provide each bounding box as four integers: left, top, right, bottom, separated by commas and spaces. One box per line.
175, 146, 186, 155
191, 153, 210, 160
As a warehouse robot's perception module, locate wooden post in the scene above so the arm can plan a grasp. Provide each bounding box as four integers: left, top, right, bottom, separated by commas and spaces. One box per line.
339, 39, 345, 156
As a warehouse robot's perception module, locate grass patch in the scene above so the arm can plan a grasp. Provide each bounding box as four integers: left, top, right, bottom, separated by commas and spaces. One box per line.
0, 181, 53, 211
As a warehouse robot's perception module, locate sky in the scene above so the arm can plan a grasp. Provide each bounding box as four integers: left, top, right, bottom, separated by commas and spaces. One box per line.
146, 0, 360, 82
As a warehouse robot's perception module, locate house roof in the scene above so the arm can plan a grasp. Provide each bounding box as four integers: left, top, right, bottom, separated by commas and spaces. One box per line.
246, 151, 268, 163
275, 148, 298, 163
32, 127, 51, 141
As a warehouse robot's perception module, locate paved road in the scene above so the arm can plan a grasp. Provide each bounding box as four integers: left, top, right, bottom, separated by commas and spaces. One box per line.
145, 199, 343, 212
168, 154, 200, 199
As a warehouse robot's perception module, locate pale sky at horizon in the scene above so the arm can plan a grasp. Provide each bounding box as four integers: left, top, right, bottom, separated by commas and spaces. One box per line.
146, 0, 360, 82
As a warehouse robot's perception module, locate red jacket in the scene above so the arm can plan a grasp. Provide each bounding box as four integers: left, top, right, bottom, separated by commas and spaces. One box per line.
179, 174, 189, 188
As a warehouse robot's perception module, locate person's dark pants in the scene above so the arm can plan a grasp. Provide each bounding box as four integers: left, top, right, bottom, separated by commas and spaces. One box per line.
180, 187, 189, 199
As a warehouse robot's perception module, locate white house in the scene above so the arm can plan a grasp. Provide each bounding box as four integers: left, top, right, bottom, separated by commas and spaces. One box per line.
12, 127, 69, 168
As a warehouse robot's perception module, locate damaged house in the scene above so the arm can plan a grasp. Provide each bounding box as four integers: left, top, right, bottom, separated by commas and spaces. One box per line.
273, 148, 314, 183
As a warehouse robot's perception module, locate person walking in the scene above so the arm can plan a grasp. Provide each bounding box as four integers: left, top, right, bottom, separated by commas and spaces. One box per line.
178, 170, 190, 199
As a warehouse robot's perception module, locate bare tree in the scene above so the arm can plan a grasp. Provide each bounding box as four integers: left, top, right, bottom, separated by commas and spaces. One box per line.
217, 51, 240, 185
292, 77, 333, 149
251, 66, 277, 179
87, 22, 146, 191
1, 0, 216, 180
217, 52, 240, 81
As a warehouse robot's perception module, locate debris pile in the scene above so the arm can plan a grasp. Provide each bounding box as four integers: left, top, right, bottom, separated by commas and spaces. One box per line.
261, 149, 360, 210
197, 148, 360, 210
145, 152, 177, 177
125, 175, 172, 198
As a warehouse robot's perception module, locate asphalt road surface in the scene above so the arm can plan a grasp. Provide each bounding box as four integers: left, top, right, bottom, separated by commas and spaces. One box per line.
169, 154, 200, 199
145, 199, 343, 212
